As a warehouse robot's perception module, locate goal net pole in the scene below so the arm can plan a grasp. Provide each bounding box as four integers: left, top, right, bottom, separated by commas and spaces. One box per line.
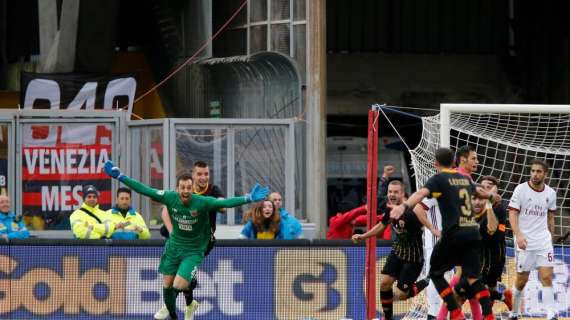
366, 106, 380, 320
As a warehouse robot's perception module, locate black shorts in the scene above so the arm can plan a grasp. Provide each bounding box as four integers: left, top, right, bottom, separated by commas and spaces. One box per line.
480, 242, 505, 287
429, 229, 482, 279
381, 252, 423, 294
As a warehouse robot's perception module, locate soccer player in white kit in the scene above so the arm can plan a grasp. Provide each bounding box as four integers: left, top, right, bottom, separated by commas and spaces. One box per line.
419, 198, 442, 319
508, 159, 557, 320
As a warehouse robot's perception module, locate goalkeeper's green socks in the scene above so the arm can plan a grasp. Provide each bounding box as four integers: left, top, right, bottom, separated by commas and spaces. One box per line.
163, 287, 179, 319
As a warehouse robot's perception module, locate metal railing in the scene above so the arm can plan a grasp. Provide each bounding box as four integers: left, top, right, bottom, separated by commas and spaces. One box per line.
0, 110, 300, 230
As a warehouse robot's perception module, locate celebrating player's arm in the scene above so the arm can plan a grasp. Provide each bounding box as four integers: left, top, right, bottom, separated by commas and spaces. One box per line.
474, 185, 502, 206
479, 176, 503, 236
351, 218, 388, 243
104, 161, 171, 203
484, 200, 498, 235
390, 181, 501, 222
389, 188, 430, 220
413, 204, 441, 238
104, 160, 268, 208
205, 183, 269, 211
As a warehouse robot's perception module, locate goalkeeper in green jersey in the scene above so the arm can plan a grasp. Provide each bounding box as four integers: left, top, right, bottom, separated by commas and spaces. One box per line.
104, 160, 269, 320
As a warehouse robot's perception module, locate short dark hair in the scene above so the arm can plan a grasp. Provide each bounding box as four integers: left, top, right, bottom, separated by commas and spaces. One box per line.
435, 148, 455, 167
530, 159, 549, 172
456, 145, 476, 163
480, 175, 499, 187
388, 180, 405, 191
116, 187, 132, 197
176, 172, 193, 185
192, 161, 209, 169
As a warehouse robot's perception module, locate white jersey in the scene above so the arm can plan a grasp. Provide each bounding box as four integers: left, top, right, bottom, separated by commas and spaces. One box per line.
420, 198, 442, 249
508, 181, 556, 251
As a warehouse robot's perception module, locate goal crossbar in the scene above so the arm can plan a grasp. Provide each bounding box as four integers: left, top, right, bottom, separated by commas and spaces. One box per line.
440, 104, 570, 147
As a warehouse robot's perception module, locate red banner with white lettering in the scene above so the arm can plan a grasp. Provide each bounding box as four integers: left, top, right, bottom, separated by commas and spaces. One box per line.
21, 123, 113, 230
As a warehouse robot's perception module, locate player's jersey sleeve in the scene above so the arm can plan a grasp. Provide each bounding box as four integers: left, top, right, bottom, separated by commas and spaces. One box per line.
121, 176, 168, 203
420, 198, 432, 210
205, 196, 249, 212
548, 189, 557, 211
507, 185, 521, 212
378, 177, 390, 198
211, 185, 225, 198
423, 175, 442, 198
469, 180, 477, 193
402, 209, 417, 224
381, 210, 391, 226
494, 204, 507, 233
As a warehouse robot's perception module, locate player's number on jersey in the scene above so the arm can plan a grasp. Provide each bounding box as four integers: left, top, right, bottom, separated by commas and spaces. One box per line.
458, 189, 472, 217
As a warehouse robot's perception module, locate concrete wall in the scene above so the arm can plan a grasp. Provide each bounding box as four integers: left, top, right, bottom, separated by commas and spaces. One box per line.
327, 52, 519, 115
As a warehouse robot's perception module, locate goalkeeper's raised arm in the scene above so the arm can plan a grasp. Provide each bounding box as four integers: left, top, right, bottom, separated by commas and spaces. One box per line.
104, 160, 270, 209
104, 160, 168, 203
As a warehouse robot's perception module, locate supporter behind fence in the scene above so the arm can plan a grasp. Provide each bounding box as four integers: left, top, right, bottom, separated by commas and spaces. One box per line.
0, 194, 29, 240
240, 200, 283, 239
107, 187, 150, 240
69, 185, 120, 239
268, 191, 303, 239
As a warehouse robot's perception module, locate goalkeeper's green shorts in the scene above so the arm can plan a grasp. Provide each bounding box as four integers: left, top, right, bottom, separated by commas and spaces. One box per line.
158, 244, 204, 282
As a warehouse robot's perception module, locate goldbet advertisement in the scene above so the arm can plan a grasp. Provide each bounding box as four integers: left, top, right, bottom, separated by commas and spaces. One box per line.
0, 246, 568, 319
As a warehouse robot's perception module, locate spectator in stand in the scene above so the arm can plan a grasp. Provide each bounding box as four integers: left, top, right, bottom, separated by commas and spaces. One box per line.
326, 165, 397, 240
107, 187, 150, 240
268, 192, 303, 239
240, 200, 283, 239
0, 195, 29, 240
70, 185, 125, 239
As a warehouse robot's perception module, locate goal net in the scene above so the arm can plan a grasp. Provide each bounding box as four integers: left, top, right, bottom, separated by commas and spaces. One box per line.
406, 104, 570, 319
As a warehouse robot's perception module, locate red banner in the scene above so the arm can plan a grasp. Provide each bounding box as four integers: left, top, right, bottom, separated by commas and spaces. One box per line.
21, 124, 113, 230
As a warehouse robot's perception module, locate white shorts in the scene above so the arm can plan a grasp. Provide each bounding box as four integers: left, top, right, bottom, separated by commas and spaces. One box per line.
516, 247, 555, 272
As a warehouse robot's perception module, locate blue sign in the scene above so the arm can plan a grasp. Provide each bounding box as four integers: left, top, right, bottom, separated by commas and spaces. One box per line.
0, 245, 568, 319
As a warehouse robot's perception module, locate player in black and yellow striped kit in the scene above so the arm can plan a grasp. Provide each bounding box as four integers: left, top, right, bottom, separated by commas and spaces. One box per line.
352, 180, 431, 320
